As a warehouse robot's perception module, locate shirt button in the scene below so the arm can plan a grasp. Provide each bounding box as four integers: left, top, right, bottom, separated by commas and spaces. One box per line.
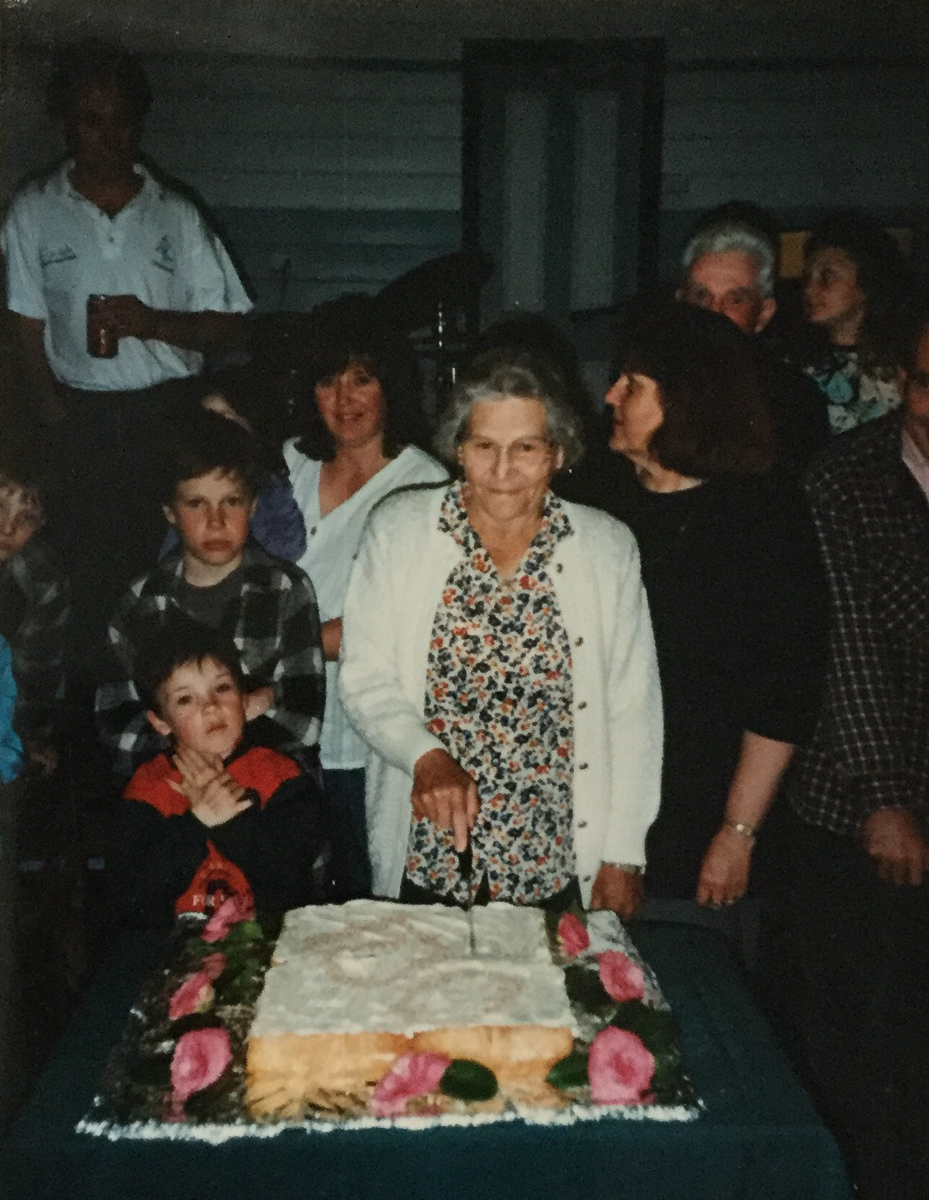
583, 875, 592, 883
574, 636, 584, 647
578, 762, 588, 770
577, 700, 587, 710
310, 526, 317, 536
577, 820, 588, 829
555, 563, 563, 573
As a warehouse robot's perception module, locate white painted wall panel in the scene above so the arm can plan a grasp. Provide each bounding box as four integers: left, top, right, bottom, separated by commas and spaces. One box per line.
500, 91, 548, 312
571, 92, 620, 311
142, 57, 462, 213
662, 64, 929, 212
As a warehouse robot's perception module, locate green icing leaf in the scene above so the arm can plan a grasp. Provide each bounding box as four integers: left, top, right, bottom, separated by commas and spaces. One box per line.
214, 962, 260, 1005
128, 1050, 172, 1088
183, 1068, 238, 1119
563, 964, 613, 1012
546, 1050, 589, 1090
609, 1000, 678, 1053
440, 1058, 498, 1102
608, 1001, 692, 1103
219, 920, 264, 946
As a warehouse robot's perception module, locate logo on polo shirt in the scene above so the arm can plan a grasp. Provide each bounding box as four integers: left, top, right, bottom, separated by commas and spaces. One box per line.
152, 234, 176, 274
39, 243, 77, 269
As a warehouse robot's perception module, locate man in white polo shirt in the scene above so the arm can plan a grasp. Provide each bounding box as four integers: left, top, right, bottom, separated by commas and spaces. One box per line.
1, 39, 252, 669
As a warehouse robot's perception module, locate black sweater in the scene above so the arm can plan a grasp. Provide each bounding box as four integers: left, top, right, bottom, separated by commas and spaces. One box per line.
607, 463, 824, 896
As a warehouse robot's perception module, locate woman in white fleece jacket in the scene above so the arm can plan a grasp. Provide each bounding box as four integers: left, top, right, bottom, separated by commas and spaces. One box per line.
340, 348, 662, 917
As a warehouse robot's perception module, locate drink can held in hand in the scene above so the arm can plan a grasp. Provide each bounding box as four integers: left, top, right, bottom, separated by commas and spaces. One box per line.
87, 295, 118, 358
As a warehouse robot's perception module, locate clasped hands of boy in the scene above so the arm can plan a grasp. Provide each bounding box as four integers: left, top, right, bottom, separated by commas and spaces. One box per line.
168, 745, 255, 829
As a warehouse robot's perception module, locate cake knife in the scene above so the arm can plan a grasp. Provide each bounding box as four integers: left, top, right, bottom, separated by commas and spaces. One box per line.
457, 843, 477, 956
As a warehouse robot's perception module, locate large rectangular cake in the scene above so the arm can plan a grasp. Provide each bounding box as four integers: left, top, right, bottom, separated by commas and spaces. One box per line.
246, 900, 577, 1117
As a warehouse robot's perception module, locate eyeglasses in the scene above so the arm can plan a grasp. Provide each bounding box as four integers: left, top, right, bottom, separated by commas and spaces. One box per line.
460, 437, 555, 466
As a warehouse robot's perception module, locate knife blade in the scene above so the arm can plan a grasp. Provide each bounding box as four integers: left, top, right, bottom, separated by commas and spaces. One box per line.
457, 842, 477, 956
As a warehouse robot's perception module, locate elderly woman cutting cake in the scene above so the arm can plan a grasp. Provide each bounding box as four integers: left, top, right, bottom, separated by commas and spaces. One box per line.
340, 348, 662, 918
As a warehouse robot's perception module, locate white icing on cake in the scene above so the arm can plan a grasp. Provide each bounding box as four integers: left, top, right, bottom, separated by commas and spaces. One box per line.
250, 900, 579, 1038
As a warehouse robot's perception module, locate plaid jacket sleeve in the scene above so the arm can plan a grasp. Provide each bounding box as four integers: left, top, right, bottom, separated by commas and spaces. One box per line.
807, 471, 913, 815
6, 536, 70, 741
254, 563, 325, 750
95, 579, 169, 779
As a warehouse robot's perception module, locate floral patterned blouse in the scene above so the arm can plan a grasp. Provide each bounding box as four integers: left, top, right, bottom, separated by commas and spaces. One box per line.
405, 482, 576, 905
803, 347, 902, 434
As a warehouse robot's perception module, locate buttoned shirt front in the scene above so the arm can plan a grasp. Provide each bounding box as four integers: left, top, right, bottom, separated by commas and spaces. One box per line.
406, 483, 576, 903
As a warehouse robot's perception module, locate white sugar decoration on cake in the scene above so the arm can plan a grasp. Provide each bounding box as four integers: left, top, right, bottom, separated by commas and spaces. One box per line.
246, 900, 579, 1117
251, 901, 578, 1038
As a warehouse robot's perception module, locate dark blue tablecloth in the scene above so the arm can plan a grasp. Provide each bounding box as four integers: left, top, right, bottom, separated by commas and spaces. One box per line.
1, 919, 851, 1200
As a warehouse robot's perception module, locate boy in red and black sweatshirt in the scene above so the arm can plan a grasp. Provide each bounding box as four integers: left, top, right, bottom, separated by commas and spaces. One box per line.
111, 617, 328, 928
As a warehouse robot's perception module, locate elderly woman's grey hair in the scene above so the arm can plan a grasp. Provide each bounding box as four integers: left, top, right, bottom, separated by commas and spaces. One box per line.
681, 220, 777, 300
433, 347, 585, 470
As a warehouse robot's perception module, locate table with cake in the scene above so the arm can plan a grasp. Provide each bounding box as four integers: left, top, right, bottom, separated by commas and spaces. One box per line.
1, 897, 851, 1200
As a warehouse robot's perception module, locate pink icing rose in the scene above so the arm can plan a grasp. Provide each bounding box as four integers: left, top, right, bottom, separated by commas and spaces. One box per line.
370, 1052, 451, 1118
557, 912, 590, 957
588, 1026, 655, 1105
168, 970, 216, 1021
202, 895, 255, 943
200, 952, 227, 981
170, 1027, 232, 1114
597, 950, 645, 1003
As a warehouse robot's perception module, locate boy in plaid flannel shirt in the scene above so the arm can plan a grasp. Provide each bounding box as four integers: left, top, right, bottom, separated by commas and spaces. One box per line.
96, 409, 324, 781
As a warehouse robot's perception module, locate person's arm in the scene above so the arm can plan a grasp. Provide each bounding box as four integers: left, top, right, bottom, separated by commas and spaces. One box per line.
861, 807, 928, 886
340, 502, 448, 775
249, 477, 307, 563
94, 591, 167, 779
321, 618, 342, 662
599, 527, 664, 878
409, 746, 479, 852
589, 864, 644, 920
169, 746, 254, 826
90, 296, 249, 354
260, 569, 325, 750
209, 772, 329, 909
2, 206, 66, 423
811, 486, 906, 794
697, 490, 820, 906
7, 538, 70, 770
10, 314, 65, 425
110, 798, 210, 929
565, 519, 662, 920
809, 478, 922, 854
697, 731, 794, 907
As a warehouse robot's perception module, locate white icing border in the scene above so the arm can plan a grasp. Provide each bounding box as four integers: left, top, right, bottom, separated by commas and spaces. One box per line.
76, 1096, 702, 1142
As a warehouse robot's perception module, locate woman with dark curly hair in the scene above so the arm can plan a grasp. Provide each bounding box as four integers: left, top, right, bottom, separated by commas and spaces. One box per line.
798, 212, 912, 433
284, 294, 447, 898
